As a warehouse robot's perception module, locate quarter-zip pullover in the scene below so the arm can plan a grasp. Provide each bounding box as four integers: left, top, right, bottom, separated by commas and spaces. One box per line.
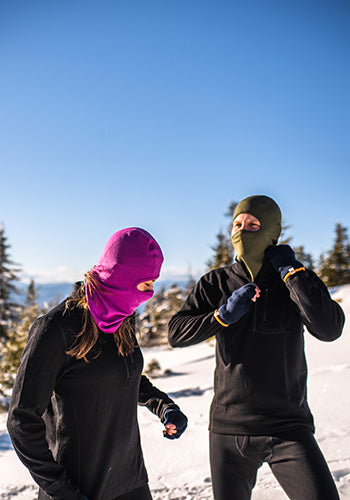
168, 260, 344, 436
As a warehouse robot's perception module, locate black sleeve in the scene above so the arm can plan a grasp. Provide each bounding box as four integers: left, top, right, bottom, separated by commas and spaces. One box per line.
168, 273, 228, 347
138, 375, 179, 422
7, 316, 83, 500
285, 270, 345, 341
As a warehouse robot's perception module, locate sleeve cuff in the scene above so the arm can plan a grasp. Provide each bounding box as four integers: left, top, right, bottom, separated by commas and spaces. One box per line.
214, 309, 229, 327
282, 266, 306, 282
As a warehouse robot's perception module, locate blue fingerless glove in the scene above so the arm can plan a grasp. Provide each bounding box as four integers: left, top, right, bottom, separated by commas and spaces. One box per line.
162, 409, 188, 440
265, 245, 305, 281
217, 283, 257, 326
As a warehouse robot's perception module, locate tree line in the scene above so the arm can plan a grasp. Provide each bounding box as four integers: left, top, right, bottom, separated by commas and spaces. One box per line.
1, 212, 349, 405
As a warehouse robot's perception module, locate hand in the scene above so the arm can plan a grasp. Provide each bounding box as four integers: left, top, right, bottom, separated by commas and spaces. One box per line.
217, 283, 260, 325
162, 409, 188, 440
81, 496, 90, 500
265, 245, 304, 280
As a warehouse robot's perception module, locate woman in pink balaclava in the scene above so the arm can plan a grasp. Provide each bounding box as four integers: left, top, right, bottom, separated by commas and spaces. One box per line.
8, 228, 188, 500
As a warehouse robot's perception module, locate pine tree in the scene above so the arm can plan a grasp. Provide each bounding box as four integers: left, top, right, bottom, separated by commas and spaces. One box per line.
206, 201, 237, 270
25, 279, 38, 307
0, 225, 21, 340
225, 201, 238, 220
138, 286, 166, 345
206, 228, 234, 270
138, 283, 187, 346
279, 222, 293, 245
0, 280, 43, 405
293, 245, 314, 271
318, 223, 350, 287
185, 272, 197, 295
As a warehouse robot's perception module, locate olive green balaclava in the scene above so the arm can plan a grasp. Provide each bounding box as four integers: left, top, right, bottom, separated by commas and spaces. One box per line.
231, 195, 282, 281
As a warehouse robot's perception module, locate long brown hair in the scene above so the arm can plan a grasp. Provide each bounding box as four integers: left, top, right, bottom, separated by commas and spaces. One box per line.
65, 271, 136, 362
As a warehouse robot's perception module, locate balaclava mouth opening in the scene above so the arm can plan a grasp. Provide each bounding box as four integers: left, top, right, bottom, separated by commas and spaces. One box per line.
231, 195, 282, 281
86, 227, 164, 333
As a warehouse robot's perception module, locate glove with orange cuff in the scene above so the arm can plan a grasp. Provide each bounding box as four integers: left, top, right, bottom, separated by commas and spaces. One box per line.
216, 283, 257, 326
265, 245, 305, 282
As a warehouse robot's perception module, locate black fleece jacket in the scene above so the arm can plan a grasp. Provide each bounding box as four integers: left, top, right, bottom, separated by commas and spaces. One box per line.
168, 260, 345, 436
7, 297, 179, 500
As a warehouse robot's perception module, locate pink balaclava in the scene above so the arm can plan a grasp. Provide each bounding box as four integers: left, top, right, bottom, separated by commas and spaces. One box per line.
86, 227, 164, 333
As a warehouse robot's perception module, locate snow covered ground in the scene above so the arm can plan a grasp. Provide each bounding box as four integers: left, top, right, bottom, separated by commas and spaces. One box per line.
0, 285, 349, 499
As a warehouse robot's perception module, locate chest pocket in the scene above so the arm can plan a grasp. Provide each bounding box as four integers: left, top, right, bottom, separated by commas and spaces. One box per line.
254, 285, 299, 335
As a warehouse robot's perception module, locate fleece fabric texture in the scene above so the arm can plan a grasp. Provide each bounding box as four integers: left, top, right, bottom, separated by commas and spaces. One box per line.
7, 295, 179, 500
168, 260, 345, 436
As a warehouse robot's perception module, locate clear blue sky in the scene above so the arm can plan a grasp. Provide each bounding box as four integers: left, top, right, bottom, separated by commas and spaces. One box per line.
1, 0, 349, 284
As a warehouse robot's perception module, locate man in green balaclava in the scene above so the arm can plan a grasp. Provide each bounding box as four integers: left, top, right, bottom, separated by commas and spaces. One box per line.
168, 195, 344, 500
231, 195, 282, 281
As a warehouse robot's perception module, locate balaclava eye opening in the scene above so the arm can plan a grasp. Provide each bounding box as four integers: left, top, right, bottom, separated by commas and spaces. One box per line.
231, 195, 282, 281
86, 227, 163, 333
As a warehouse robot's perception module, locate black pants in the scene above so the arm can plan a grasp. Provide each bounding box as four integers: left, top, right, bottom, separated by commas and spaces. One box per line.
210, 430, 340, 500
113, 484, 152, 500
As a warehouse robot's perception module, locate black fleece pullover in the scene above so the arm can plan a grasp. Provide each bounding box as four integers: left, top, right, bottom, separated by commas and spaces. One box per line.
7, 296, 179, 500
168, 260, 344, 436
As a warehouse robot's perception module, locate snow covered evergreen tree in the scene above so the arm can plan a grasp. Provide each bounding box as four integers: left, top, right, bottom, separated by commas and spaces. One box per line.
0, 225, 21, 340
318, 223, 350, 287
138, 283, 187, 346
0, 280, 43, 406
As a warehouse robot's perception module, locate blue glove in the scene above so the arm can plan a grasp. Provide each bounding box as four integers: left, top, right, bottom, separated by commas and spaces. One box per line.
217, 283, 257, 325
162, 409, 188, 440
81, 496, 89, 500
265, 245, 304, 281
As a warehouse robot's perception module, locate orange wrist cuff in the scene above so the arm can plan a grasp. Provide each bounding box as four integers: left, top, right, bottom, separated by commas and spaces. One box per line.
283, 266, 306, 282
214, 309, 229, 327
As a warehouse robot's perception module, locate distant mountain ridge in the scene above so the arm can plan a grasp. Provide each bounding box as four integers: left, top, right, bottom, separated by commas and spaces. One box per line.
15, 279, 189, 308
14, 282, 74, 307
